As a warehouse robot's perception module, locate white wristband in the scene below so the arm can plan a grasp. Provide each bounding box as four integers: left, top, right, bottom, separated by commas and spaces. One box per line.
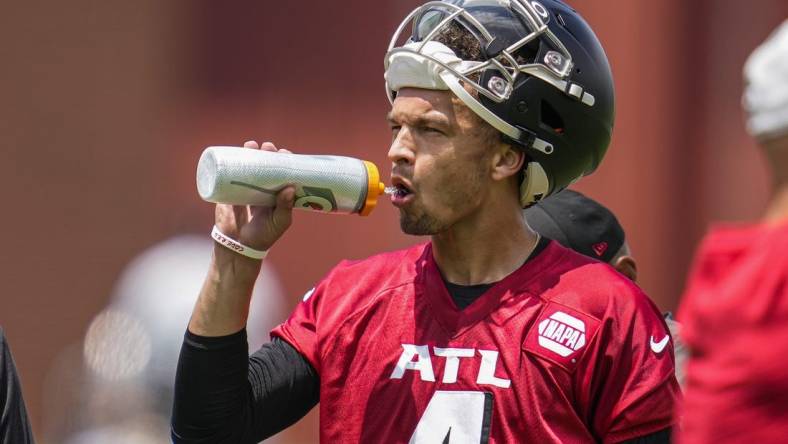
211, 225, 268, 260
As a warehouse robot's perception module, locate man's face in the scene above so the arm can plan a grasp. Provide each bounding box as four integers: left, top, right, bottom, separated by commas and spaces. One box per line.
386, 88, 495, 235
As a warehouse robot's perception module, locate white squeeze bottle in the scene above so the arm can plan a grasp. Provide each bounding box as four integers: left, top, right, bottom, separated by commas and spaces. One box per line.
196, 146, 387, 215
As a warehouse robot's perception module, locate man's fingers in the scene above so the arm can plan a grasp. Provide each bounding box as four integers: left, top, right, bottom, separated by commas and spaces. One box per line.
248, 140, 290, 154
272, 186, 296, 231
277, 186, 296, 210
260, 141, 277, 152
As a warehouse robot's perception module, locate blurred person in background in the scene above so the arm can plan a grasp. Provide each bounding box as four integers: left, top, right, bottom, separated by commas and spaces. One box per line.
525, 189, 687, 387
677, 19, 788, 443
40, 236, 287, 444
172, 0, 679, 442
0, 328, 35, 443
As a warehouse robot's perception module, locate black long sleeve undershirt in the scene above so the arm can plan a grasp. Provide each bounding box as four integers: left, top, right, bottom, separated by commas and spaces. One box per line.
0, 329, 35, 444
171, 330, 318, 444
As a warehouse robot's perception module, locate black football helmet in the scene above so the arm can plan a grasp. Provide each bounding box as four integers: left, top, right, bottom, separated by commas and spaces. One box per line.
384, 0, 615, 205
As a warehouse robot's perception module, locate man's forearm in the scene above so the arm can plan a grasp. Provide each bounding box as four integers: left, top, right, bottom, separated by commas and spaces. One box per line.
171, 332, 319, 444
172, 329, 251, 443
188, 245, 262, 337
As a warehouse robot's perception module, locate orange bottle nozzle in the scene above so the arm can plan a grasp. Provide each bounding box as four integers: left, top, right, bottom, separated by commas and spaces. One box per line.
360, 161, 385, 216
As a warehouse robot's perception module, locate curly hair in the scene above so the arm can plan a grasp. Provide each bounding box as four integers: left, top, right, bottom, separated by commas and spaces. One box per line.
434, 21, 485, 62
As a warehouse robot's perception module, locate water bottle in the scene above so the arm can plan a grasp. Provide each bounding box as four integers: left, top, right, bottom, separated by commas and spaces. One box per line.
196, 146, 387, 216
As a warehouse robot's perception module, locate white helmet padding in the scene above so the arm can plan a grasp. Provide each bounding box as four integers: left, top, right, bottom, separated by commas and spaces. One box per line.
385, 41, 464, 92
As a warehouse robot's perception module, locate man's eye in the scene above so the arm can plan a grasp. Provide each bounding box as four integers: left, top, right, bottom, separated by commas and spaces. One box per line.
390, 125, 401, 133
421, 126, 443, 135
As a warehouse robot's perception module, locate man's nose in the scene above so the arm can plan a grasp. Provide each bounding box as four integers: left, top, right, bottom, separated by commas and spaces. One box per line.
388, 128, 415, 165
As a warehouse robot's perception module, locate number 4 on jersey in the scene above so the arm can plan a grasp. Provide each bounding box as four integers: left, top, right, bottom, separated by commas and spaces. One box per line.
409, 391, 493, 444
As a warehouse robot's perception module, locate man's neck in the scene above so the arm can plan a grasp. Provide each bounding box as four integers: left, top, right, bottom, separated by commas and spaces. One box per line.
764, 182, 788, 223
431, 206, 539, 285
762, 139, 788, 223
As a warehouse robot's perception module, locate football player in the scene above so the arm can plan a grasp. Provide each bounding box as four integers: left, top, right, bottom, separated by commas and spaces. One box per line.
0, 328, 35, 443
173, 1, 679, 442
677, 19, 788, 443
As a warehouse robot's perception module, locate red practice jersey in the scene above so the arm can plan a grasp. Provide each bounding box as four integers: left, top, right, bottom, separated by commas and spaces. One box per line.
677, 222, 788, 443
273, 241, 679, 443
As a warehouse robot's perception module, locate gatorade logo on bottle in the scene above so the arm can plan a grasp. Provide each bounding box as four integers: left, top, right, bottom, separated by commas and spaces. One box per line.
295, 186, 338, 212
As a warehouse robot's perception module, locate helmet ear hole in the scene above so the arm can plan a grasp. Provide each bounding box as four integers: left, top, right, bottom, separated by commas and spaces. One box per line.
513, 39, 540, 65
540, 101, 565, 134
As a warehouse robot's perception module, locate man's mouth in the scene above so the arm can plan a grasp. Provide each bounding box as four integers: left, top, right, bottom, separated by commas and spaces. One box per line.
389, 184, 412, 198
388, 179, 414, 206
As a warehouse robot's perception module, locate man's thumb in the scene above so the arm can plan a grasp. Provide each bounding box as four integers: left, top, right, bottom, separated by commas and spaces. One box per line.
273, 186, 296, 227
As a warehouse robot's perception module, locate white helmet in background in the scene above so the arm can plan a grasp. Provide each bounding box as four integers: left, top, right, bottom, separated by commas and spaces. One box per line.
76, 235, 287, 443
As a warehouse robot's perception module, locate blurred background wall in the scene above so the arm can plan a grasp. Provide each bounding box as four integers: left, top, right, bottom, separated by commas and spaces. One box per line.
0, 0, 786, 442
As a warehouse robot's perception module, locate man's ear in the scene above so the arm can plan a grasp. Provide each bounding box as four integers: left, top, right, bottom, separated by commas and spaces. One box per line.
491, 145, 526, 181
613, 255, 638, 282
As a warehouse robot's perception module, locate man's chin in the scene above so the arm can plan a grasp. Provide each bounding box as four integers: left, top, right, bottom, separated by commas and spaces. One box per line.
399, 212, 440, 236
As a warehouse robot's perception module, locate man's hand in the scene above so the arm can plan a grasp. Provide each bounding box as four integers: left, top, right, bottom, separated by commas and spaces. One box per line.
189, 140, 295, 337
215, 140, 296, 252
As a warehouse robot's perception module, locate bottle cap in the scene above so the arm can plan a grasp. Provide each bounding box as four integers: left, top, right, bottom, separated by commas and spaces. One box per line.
360, 161, 385, 216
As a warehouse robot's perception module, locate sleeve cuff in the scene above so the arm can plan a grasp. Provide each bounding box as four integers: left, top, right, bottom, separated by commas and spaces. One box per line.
184, 328, 247, 351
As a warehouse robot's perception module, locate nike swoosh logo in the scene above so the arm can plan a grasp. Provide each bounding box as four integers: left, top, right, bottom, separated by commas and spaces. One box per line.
650, 335, 670, 353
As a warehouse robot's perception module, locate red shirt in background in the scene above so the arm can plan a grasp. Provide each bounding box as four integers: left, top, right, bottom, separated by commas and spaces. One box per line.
678, 222, 788, 443
273, 241, 679, 443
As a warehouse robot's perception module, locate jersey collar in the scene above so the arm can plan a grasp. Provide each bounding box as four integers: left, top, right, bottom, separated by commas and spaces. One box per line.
417, 240, 567, 337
